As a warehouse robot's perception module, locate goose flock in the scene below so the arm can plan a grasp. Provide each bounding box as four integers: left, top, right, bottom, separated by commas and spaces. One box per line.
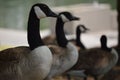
0, 3, 119, 80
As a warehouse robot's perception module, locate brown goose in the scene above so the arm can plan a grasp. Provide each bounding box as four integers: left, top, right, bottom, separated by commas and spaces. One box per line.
0, 3, 57, 80
44, 12, 86, 80
66, 35, 118, 80
69, 24, 89, 51
66, 24, 89, 80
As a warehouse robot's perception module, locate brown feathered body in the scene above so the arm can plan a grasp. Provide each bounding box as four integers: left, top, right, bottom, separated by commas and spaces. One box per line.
44, 42, 78, 80
0, 46, 49, 80
100, 66, 120, 80
68, 47, 118, 78
43, 35, 56, 45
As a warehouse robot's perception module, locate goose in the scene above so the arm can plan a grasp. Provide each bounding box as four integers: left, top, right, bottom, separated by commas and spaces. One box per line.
0, 3, 57, 80
66, 35, 118, 80
66, 24, 89, 80
75, 25, 89, 49
44, 12, 86, 80
69, 24, 89, 50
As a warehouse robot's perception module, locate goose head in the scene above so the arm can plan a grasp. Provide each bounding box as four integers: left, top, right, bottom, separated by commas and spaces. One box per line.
32, 3, 57, 19
59, 11, 80, 22
55, 11, 80, 47
100, 35, 111, 51
76, 24, 89, 49
77, 24, 89, 33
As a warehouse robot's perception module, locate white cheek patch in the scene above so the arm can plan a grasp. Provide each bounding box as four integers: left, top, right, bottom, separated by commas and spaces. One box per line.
80, 27, 84, 32
34, 6, 46, 19
61, 14, 69, 22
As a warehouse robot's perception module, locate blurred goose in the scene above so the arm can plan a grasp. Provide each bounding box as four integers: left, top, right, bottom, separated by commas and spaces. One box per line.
44, 12, 86, 80
66, 35, 118, 80
69, 24, 89, 50
0, 3, 57, 80
66, 24, 89, 79
75, 25, 89, 49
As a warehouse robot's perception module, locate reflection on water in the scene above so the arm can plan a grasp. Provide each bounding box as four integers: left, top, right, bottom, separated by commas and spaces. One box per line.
0, 0, 116, 30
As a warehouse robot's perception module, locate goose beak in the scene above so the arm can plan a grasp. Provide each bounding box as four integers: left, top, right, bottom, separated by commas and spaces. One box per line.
82, 28, 90, 33
83, 26, 90, 31
48, 11, 58, 17
85, 28, 90, 31
72, 17, 80, 20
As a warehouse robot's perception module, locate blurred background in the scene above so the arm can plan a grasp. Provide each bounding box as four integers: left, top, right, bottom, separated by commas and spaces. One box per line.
0, 1, 120, 80
0, 0, 116, 30
0, 0, 117, 50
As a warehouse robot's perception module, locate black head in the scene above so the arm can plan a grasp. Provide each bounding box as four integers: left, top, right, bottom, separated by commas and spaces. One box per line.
77, 24, 89, 33
32, 3, 57, 19
100, 35, 107, 45
59, 11, 80, 22
100, 35, 111, 51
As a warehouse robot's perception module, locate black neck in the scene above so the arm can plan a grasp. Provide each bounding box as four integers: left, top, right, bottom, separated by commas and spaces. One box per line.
56, 17, 68, 47
27, 8, 44, 50
76, 29, 86, 49
101, 40, 111, 51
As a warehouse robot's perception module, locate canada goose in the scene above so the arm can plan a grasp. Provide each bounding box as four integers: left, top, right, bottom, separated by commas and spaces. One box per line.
44, 12, 86, 80
0, 3, 57, 80
69, 24, 89, 50
66, 35, 118, 80
76, 25, 89, 49
66, 24, 89, 80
